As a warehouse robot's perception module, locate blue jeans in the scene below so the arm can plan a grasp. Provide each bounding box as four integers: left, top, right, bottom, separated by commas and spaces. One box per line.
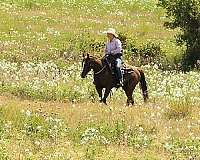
115, 58, 123, 81
116, 58, 122, 68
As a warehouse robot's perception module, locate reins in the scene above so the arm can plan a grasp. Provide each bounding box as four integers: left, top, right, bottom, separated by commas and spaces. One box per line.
94, 65, 107, 75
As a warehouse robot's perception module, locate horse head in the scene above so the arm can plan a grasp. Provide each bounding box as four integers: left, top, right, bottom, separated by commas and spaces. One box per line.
81, 53, 92, 78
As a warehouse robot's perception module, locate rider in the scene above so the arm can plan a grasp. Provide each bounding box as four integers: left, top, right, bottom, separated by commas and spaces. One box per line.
103, 28, 123, 86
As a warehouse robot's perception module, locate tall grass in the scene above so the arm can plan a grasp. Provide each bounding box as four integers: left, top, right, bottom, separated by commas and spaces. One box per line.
0, 96, 199, 159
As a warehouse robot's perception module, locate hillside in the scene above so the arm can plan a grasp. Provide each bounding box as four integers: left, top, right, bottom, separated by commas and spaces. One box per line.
0, 0, 181, 62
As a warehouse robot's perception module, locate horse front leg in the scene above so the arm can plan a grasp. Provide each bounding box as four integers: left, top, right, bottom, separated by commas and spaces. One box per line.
102, 87, 111, 105
95, 85, 103, 102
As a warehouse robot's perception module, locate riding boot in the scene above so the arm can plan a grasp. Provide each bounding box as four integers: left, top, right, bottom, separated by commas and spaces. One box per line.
116, 67, 123, 86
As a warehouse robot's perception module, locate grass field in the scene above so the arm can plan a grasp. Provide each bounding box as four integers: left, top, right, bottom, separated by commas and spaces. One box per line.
0, 0, 182, 62
0, 95, 200, 159
0, 0, 200, 159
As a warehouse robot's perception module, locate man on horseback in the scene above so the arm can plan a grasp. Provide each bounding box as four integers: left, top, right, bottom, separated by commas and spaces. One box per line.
81, 28, 148, 105
103, 28, 123, 87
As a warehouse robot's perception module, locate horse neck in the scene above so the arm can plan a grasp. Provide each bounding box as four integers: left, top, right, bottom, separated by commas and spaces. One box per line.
90, 58, 104, 73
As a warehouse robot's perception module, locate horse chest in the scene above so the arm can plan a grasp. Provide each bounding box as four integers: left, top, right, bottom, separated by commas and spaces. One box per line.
94, 74, 113, 88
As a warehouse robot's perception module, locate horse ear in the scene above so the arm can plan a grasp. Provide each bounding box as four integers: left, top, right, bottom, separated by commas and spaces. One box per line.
82, 53, 85, 58
87, 53, 89, 58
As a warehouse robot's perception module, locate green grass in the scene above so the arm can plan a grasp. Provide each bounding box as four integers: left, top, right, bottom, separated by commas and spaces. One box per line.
0, 0, 182, 63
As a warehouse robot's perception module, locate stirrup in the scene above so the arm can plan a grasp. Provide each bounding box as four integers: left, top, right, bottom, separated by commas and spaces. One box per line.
120, 80, 124, 87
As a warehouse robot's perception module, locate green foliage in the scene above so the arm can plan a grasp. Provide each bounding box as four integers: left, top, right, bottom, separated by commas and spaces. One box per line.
116, 32, 168, 68
2, 0, 57, 9
158, 0, 200, 70
138, 41, 168, 68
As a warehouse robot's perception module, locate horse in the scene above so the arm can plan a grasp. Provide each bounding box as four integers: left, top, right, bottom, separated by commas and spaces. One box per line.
81, 53, 148, 105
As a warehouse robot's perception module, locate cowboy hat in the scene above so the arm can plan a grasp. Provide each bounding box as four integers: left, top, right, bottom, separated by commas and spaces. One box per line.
103, 28, 118, 37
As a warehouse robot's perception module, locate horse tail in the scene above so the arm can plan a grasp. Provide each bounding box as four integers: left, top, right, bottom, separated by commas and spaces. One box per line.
138, 69, 148, 102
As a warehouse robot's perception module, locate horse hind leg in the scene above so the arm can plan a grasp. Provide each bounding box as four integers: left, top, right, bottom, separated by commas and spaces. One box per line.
123, 84, 135, 106
138, 69, 149, 102
143, 90, 148, 102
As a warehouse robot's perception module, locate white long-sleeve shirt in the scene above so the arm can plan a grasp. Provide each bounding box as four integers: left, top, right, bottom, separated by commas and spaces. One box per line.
104, 38, 122, 55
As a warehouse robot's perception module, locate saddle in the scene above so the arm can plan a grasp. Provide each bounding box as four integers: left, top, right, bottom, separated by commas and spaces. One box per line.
121, 64, 135, 75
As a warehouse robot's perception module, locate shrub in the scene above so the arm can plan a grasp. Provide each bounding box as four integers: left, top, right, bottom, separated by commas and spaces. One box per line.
138, 41, 168, 68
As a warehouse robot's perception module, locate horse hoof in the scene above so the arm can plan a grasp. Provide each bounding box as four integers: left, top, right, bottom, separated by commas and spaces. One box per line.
99, 99, 107, 105
103, 100, 107, 105
126, 102, 134, 106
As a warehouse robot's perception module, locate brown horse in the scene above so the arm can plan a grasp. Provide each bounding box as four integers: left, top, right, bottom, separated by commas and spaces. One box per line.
81, 54, 148, 105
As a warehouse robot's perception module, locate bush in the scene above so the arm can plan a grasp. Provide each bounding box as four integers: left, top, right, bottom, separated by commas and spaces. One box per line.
118, 33, 168, 68
61, 32, 169, 68
138, 42, 168, 68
